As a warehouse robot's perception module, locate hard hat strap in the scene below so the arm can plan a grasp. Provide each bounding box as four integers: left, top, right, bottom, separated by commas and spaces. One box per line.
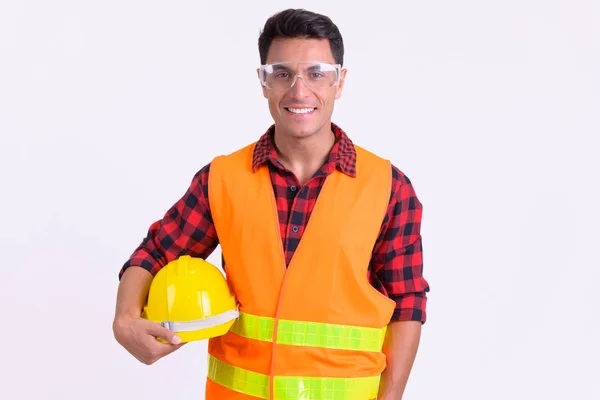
160, 309, 240, 332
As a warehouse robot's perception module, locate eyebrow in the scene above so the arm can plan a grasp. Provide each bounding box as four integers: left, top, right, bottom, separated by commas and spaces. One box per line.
270, 63, 325, 72
271, 64, 292, 72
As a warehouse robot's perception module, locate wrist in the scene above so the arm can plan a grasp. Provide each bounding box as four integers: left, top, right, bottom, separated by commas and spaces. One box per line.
113, 311, 140, 331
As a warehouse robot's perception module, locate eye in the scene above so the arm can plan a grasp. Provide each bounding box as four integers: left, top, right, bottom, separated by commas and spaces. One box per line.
310, 72, 326, 79
273, 71, 291, 79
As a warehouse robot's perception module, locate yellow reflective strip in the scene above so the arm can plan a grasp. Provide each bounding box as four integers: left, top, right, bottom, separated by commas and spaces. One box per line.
229, 312, 275, 342
208, 356, 380, 400
208, 356, 269, 399
276, 319, 385, 352
273, 375, 380, 400
230, 312, 385, 352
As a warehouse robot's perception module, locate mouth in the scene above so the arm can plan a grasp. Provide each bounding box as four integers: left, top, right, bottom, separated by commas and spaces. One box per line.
284, 107, 317, 115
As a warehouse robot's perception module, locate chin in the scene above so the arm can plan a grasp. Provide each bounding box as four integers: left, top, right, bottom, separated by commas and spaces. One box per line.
273, 120, 314, 138
283, 119, 329, 139
289, 127, 317, 138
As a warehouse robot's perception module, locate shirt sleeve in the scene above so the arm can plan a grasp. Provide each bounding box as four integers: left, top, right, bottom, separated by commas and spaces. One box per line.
369, 164, 430, 323
118, 163, 219, 280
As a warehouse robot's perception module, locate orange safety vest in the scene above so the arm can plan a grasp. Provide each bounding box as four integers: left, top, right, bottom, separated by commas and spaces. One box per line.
206, 141, 396, 400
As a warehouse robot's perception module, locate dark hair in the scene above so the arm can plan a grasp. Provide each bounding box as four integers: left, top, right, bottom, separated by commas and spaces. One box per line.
258, 9, 344, 66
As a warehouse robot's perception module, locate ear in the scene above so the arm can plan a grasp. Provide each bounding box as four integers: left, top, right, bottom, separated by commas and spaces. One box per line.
334, 68, 348, 100
257, 68, 268, 99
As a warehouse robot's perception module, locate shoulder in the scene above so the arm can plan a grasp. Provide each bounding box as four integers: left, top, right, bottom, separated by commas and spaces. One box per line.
352, 144, 391, 179
353, 143, 385, 162
210, 142, 258, 170
390, 163, 413, 187
389, 163, 422, 211
188, 139, 262, 204
187, 162, 212, 200
339, 129, 420, 208
352, 144, 413, 186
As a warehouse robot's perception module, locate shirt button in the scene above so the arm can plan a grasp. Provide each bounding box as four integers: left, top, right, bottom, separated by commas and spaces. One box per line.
290, 185, 297, 192
292, 226, 299, 233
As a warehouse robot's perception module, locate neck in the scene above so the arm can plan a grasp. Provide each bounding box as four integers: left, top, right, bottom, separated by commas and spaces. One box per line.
273, 123, 336, 185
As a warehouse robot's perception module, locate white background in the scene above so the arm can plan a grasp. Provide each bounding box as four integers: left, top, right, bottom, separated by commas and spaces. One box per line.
1, 0, 598, 399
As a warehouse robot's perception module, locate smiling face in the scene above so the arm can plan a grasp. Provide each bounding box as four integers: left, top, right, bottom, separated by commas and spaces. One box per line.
260, 37, 347, 140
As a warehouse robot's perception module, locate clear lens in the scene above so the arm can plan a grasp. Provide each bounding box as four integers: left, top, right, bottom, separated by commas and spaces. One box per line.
260, 62, 340, 91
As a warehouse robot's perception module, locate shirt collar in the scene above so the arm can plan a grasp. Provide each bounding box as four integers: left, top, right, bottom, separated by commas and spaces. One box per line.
251, 122, 357, 177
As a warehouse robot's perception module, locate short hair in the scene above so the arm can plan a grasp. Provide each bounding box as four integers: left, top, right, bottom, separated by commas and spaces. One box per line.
258, 9, 344, 66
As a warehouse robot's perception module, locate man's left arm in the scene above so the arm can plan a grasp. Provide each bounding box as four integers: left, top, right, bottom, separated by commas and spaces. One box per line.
378, 320, 422, 399
370, 165, 430, 399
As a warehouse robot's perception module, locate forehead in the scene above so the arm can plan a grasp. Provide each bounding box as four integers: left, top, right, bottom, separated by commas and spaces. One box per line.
265, 37, 335, 64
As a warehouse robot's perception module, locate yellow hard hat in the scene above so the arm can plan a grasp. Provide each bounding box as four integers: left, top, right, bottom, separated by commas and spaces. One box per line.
143, 255, 239, 343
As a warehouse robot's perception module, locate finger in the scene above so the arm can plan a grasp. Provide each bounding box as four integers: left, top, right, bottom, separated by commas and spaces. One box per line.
143, 340, 186, 363
145, 321, 182, 345
147, 339, 186, 354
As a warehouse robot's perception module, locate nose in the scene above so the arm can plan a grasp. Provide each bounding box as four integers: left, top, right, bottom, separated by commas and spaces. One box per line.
288, 74, 310, 96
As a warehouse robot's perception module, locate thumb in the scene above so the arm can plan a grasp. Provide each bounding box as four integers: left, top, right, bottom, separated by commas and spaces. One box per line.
147, 322, 182, 345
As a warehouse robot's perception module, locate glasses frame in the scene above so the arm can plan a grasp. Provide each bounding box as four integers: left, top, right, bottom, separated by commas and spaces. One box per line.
258, 61, 342, 91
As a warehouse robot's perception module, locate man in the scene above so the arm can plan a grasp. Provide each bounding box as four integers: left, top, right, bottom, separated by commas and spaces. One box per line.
113, 8, 429, 400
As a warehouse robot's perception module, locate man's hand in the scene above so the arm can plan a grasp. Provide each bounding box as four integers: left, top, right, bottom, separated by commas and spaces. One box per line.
113, 316, 185, 365
113, 267, 185, 365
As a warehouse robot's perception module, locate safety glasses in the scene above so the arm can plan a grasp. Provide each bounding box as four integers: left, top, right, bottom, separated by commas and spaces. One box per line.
259, 61, 341, 91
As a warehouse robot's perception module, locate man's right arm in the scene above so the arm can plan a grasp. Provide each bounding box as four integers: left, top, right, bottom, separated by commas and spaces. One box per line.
115, 266, 153, 322
113, 266, 186, 364
113, 163, 218, 364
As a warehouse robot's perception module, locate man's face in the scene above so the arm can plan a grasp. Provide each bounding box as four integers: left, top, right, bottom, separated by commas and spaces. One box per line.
260, 38, 347, 139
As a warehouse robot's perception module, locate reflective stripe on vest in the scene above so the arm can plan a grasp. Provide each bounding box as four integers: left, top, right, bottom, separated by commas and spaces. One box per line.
229, 311, 386, 352
208, 355, 380, 400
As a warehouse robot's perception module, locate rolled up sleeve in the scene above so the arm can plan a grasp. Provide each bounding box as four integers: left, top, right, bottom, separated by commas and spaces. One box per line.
370, 165, 430, 323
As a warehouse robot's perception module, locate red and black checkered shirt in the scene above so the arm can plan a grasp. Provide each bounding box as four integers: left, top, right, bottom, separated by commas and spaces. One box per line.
120, 123, 430, 323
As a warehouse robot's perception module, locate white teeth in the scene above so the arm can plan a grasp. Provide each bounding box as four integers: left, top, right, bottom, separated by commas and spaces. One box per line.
287, 107, 315, 114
